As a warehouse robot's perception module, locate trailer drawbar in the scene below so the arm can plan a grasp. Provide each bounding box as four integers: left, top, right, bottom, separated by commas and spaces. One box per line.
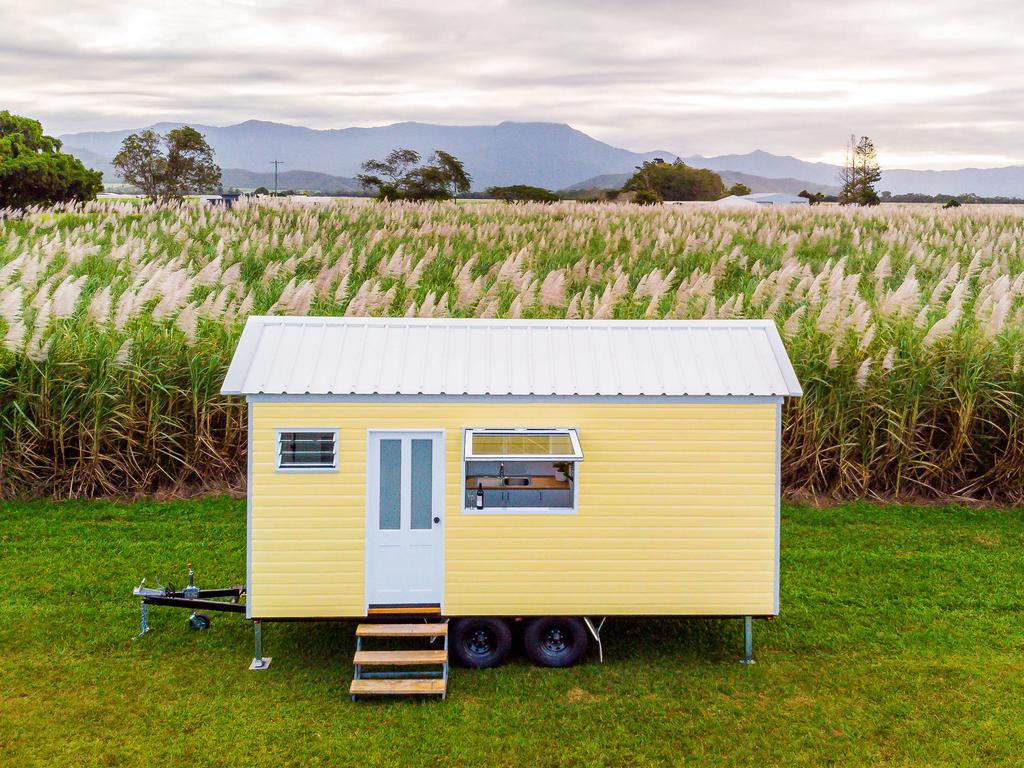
133, 565, 246, 637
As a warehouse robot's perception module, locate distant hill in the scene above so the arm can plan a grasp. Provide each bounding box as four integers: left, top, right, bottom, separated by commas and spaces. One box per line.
561, 173, 632, 191
60, 120, 675, 191
60, 120, 1024, 196
563, 170, 839, 196
715, 170, 839, 196
63, 146, 118, 179
218, 168, 361, 192
877, 167, 1024, 197
681, 150, 1024, 197
682, 150, 842, 187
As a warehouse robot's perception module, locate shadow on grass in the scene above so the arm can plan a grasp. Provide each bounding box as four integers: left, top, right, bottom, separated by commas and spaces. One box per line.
253, 615, 742, 674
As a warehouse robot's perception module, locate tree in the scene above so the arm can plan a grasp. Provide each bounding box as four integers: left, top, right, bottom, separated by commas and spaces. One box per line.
432, 150, 472, 200
943, 198, 962, 208
854, 137, 883, 206
486, 184, 560, 202
253, 186, 270, 195
838, 135, 882, 206
726, 183, 751, 197
798, 189, 825, 205
357, 148, 473, 201
623, 158, 726, 201
357, 148, 422, 200
112, 126, 221, 202
632, 189, 662, 205
0, 111, 103, 209
403, 164, 453, 200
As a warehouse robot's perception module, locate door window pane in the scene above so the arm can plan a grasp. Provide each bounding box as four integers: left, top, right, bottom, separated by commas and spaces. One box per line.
378, 439, 401, 530
410, 439, 433, 530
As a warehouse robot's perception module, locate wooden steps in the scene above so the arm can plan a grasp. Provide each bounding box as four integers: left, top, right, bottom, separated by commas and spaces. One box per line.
353, 650, 447, 665
350, 678, 446, 696
350, 621, 449, 700
356, 622, 448, 637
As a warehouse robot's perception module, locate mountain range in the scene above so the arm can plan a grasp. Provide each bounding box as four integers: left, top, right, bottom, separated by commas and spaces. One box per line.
60, 120, 1024, 197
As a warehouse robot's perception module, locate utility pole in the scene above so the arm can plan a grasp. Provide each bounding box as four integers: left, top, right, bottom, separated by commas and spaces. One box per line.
271, 160, 283, 196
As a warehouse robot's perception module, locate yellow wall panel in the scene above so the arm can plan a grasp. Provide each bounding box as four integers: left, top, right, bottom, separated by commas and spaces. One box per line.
249, 401, 778, 618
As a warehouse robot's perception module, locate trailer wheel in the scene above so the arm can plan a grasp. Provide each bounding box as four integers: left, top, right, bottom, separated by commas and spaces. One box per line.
188, 612, 211, 631
450, 618, 512, 668
523, 617, 588, 667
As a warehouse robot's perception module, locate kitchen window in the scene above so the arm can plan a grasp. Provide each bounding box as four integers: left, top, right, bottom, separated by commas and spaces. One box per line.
463, 428, 583, 514
276, 429, 338, 471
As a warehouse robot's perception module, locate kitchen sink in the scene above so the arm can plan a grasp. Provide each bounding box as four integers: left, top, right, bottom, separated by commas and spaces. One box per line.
470, 476, 533, 487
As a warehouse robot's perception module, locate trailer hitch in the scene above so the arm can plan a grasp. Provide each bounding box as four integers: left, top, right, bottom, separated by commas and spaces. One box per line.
132, 566, 246, 638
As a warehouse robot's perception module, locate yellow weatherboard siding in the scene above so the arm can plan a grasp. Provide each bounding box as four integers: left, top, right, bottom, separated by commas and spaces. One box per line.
249, 401, 777, 618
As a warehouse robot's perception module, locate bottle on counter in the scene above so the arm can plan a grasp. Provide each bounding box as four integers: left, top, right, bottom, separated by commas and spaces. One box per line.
475, 482, 485, 510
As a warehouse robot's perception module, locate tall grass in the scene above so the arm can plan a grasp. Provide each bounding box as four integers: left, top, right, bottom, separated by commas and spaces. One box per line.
2, 198, 1023, 501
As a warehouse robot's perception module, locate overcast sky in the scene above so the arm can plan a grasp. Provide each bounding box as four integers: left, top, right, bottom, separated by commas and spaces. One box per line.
4, 0, 1023, 169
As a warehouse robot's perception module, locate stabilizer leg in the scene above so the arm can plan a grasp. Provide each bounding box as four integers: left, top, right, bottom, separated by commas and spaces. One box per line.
740, 616, 755, 665
249, 619, 272, 670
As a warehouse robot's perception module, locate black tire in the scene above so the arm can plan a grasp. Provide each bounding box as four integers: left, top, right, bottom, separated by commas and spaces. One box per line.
523, 617, 589, 668
188, 612, 211, 631
450, 617, 512, 669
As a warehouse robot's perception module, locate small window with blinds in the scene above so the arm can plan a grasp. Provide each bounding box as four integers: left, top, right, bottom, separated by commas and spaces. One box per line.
276, 429, 338, 471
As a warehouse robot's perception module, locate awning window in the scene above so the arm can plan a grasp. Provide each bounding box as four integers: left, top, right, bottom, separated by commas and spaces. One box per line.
464, 428, 583, 461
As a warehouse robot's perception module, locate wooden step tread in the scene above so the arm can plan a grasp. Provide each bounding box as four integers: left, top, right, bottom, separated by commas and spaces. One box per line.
350, 678, 446, 695
356, 623, 448, 637
354, 650, 447, 665
368, 606, 441, 615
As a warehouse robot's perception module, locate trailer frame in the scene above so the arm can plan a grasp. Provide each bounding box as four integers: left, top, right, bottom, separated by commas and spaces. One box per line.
133, 576, 246, 638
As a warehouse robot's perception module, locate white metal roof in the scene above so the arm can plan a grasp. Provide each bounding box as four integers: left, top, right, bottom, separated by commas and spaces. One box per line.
221, 317, 802, 398
745, 193, 810, 205
706, 195, 760, 207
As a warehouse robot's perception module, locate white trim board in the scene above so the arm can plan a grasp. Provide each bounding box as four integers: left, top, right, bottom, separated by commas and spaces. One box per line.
246, 394, 786, 405
246, 400, 253, 620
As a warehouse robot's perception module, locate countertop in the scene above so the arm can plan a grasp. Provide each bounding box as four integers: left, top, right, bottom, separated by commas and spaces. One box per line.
465, 476, 571, 490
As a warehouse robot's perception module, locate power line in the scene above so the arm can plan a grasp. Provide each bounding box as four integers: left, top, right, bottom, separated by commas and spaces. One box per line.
270, 158, 282, 193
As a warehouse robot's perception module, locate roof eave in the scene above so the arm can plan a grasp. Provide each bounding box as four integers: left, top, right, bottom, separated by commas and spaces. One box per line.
219, 316, 263, 396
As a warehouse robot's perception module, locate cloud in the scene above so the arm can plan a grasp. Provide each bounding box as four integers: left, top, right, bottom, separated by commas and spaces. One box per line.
2, 0, 1022, 168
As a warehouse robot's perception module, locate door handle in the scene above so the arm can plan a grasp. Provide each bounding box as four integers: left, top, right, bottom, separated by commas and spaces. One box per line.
433, 516, 441, 524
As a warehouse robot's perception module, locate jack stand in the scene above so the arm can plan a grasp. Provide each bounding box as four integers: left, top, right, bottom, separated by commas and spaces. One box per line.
136, 602, 151, 639
740, 616, 755, 665
249, 619, 272, 670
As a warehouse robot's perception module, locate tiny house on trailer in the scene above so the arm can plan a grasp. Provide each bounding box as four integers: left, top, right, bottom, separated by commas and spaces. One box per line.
221, 316, 802, 698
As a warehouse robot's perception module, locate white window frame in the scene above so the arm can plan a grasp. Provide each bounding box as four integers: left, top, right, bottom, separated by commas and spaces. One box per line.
462, 427, 582, 515
275, 428, 339, 473
463, 427, 584, 461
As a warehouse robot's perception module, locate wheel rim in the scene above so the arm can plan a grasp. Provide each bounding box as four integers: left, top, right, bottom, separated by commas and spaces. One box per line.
542, 625, 571, 654
464, 626, 496, 657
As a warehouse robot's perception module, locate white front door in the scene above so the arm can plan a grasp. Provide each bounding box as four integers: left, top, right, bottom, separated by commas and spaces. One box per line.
366, 431, 445, 608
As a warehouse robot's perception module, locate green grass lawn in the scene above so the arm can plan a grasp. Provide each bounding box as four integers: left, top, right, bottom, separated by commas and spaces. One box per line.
1, 499, 1022, 767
